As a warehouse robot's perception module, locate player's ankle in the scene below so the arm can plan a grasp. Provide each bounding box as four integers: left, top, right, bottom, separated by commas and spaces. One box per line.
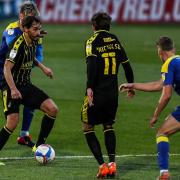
20, 130, 29, 137
160, 170, 169, 175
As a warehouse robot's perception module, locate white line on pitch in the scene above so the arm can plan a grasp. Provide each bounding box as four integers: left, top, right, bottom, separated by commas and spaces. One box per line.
0, 154, 180, 160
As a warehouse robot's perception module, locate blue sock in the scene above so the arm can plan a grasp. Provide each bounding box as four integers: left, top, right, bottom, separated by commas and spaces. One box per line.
156, 136, 169, 170
20, 106, 35, 137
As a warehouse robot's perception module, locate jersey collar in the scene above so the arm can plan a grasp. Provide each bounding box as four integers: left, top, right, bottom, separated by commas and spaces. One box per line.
161, 55, 180, 73
23, 33, 33, 46
94, 30, 109, 34
165, 55, 180, 62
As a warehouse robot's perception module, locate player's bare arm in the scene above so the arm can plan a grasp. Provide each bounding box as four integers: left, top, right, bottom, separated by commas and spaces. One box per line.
150, 85, 172, 127
120, 79, 163, 92
121, 61, 135, 98
33, 58, 53, 78
87, 88, 94, 107
86, 56, 97, 106
4, 60, 22, 99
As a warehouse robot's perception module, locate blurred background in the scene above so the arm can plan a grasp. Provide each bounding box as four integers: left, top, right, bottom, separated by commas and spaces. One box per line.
1, 0, 180, 23
0, 0, 180, 179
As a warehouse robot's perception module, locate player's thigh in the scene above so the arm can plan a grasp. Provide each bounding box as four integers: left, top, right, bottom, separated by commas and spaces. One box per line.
157, 114, 180, 136
81, 96, 92, 124
81, 95, 118, 125
2, 88, 21, 117
102, 97, 118, 125
22, 84, 49, 109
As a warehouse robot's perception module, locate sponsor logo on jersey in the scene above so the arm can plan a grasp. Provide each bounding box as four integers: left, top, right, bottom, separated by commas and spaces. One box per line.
7, 28, 14, 35
9, 49, 17, 59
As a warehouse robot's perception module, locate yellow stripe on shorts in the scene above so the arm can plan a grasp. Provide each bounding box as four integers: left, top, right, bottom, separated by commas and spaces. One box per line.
81, 96, 89, 123
2, 90, 8, 112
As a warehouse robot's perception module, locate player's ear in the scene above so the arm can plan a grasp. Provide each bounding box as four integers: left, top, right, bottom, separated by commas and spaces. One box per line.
19, 13, 24, 22
23, 27, 28, 33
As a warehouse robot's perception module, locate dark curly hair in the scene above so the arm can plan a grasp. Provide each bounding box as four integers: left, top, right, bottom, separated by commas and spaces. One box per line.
91, 12, 111, 31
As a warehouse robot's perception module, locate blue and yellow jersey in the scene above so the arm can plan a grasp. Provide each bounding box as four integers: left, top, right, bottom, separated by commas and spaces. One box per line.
0, 21, 43, 88
161, 55, 180, 95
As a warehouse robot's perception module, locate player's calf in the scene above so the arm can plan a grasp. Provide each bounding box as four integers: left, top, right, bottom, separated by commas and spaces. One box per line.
0, 126, 13, 150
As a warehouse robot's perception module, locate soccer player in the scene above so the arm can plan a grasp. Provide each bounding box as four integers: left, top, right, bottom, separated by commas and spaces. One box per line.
0, 16, 58, 152
120, 37, 180, 180
81, 12, 134, 178
0, 1, 46, 147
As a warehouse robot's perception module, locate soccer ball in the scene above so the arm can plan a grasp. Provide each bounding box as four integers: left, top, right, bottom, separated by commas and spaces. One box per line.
34, 144, 55, 164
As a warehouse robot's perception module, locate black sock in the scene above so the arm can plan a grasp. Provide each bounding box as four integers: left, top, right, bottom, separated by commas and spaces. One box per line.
36, 114, 55, 147
84, 131, 104, 165
104, 129, 116, 162
0, 126, 13, 150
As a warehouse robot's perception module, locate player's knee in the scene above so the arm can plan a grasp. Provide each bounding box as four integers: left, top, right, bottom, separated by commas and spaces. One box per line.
49, 104, 58, 117
103, 124, 114, 132
82, 123, 94, 132
157, 127, 171, 137
41, 99, 58, 116
6, 114, 19, 131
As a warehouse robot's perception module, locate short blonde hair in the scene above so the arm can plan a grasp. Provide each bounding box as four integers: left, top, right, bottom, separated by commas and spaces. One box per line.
20, 1, 40, 16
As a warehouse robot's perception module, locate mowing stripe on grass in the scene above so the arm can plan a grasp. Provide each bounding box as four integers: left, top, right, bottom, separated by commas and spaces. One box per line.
0, 154, 180, 160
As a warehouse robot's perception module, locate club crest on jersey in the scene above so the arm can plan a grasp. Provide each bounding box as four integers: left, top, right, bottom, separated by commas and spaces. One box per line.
9, 49, 17, 59
7, 28, 14, 35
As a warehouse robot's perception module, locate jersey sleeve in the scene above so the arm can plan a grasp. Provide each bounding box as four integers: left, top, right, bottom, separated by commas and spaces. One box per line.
3, 29, 17, 47
6, 48, 18, 63
161, 61, 175, 85
85, 34, 98, 58
36, 38, 43, 63
118, 42, 129, 64
6, 36, 23, 64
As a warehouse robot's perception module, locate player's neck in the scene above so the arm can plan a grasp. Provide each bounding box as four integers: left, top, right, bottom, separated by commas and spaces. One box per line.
23, 33, 33, 46
19, 20, 23, 31
166, 51, 175, 60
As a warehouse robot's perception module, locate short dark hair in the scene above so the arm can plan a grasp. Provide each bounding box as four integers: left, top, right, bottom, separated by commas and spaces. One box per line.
91, 12, 111, 31
20, 1, 40, 16
22, 16, 41, 29
156, 36, 174, 51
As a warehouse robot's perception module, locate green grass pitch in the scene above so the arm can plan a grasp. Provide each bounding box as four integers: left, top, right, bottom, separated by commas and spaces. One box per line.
0, 22, 180, 179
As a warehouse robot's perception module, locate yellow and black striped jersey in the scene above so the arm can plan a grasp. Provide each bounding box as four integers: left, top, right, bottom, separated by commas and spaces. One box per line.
85, 30, 130, 97
4, 34, 37, 87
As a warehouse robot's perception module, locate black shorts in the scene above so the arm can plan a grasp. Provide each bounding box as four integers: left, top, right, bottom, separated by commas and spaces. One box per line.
2, 84, 49, 116
81, 95, 118, 125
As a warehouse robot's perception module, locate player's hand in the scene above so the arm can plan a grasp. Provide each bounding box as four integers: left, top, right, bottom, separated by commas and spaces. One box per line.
36, 29, 48, 39
11, 88, 22, 99
87, 88, 94, 107
119, 83, 134, 92
40, 29, 48, 35
44, 67, 53, 79
37, 29, 48, 38
149, 116, 158, 128
127, 89, 135, 98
